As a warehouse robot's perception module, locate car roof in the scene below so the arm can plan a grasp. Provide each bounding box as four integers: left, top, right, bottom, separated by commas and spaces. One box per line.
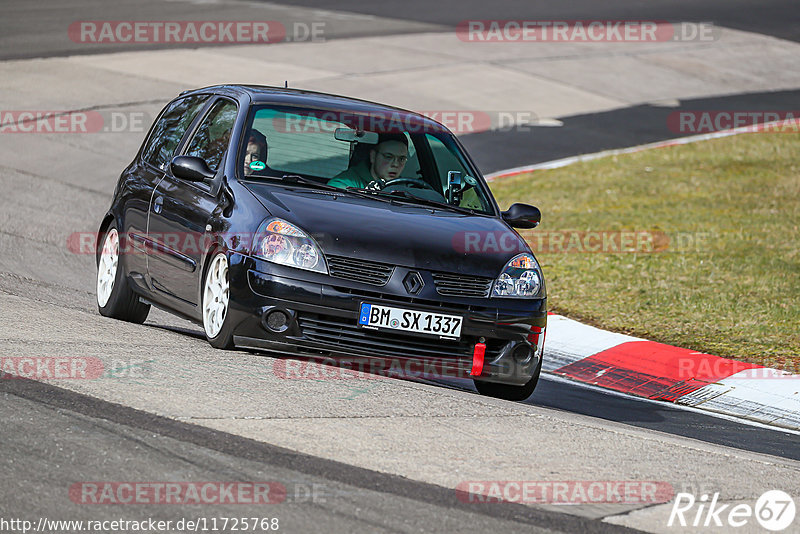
180, 84, 447, 132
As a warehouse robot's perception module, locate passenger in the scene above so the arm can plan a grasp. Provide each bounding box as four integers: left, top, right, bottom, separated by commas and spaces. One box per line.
243, 129, 268, 176
328, 133, 408, 189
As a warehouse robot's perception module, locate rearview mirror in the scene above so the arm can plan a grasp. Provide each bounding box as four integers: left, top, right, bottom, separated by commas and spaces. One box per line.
334, 128, 379, 144
170, 155, 215, 182
502, 203, 541, 229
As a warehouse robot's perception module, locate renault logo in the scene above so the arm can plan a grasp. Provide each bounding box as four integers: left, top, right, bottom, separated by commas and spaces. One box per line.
403, 272, 424, 294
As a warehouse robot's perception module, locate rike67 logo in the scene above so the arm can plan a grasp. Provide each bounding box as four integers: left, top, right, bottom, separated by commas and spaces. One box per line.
668, 490, 795, 531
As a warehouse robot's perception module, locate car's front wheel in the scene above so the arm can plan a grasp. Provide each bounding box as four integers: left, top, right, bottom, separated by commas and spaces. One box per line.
96, 223, 150, 323
202, 251, 234, 349
473, 357, 542, 401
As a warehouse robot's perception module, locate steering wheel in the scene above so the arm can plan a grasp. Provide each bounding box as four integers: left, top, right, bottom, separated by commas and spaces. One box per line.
380, 177, 436, 191
379, 177, 448, 203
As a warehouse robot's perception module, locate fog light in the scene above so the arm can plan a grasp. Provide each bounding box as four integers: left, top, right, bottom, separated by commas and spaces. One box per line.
264, 309, 290, 333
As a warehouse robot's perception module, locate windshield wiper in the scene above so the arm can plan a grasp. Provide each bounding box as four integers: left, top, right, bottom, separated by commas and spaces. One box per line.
378, 189, 479, 215
343, 186, 398, 204
244, 174, 387, 202
276, 176, 396, 205
280, 177, 397, 205
280, 174, 341, 190
243, 173, 338, 190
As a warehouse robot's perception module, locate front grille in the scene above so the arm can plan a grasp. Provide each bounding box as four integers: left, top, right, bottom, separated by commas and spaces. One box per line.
337, 286, 493, 313
327, 255, 394, 286
432, 272, 493, 298
298, 313, 503, 358
297, 313, 472, 362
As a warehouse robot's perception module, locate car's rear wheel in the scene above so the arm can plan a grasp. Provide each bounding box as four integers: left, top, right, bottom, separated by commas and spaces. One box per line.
473, 357, 542, 401
96, 223, 150, 323
202, 251, 234, 349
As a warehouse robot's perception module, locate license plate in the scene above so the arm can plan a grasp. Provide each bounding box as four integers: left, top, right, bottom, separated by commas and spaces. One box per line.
358, 303, 463, 339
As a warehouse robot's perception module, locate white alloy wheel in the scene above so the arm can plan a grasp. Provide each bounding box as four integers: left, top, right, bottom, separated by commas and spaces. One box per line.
203, 253, 230, 339
97, 228, 119, 307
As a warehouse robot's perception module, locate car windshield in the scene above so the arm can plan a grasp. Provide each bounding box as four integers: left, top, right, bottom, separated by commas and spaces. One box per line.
238, 104, 496, 215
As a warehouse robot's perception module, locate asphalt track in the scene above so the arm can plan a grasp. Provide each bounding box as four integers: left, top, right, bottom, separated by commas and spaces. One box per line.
280, 0, 800, 43
0, 379, 638, 534
3, 0, 798, 60
1, 1, 799, 533
4, 0, 798, 173
464, 88, 800, 173
431, 376, 800, 461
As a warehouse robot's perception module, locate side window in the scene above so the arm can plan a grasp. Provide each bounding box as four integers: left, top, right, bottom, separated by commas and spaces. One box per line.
184, 99, 238, 173
142, 95, 209, 169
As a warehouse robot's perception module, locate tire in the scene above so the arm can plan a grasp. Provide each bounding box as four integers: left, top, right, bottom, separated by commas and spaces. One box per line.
96, 222, 150, 323
202, 251, 234, 349
473, 357, 542, 401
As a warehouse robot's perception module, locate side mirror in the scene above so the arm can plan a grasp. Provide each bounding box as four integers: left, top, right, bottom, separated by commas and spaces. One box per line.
170, 155, 215, 182
502, 203, 541, 229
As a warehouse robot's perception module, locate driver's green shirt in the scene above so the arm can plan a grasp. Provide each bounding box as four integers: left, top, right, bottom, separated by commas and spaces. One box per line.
328, 161, 374, 189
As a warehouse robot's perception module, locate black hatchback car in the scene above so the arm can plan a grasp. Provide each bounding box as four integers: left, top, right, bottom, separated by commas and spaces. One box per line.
96, 85, 547, 400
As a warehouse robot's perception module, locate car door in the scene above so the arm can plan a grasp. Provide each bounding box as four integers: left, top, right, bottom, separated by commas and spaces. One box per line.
146, 97, 239, 310
123, 94, 210, 280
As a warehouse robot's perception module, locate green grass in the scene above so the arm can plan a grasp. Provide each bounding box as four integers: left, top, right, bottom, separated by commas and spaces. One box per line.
489, 133, 800, 371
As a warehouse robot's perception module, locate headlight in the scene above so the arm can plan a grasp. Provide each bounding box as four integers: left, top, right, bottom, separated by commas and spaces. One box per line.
492, 253, 542, 298
252, 218, 327, 273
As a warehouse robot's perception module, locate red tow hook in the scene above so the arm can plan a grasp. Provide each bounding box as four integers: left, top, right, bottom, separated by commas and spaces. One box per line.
470, 342, 486, 376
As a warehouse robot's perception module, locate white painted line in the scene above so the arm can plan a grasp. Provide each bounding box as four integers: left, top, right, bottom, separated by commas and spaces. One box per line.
486, 119, 800, 182
542, 373, 800, 436
685, 370, 800, 427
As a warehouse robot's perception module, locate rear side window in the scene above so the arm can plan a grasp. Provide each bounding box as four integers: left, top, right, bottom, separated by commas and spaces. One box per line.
142, 95, 210, 169
184, 99, 238, 173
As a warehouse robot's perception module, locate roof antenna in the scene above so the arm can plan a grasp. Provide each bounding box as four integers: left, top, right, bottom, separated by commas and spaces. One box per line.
284, 80, 288, 88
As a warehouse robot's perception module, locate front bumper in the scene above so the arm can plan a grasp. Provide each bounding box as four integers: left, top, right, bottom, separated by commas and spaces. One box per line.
225, 252, 547, 386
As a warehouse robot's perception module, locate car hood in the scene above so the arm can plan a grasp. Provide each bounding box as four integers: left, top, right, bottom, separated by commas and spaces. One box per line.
242, 182, 532, 278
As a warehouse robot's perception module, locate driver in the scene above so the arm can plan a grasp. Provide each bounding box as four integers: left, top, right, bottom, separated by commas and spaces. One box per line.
328, 133, 408, 189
